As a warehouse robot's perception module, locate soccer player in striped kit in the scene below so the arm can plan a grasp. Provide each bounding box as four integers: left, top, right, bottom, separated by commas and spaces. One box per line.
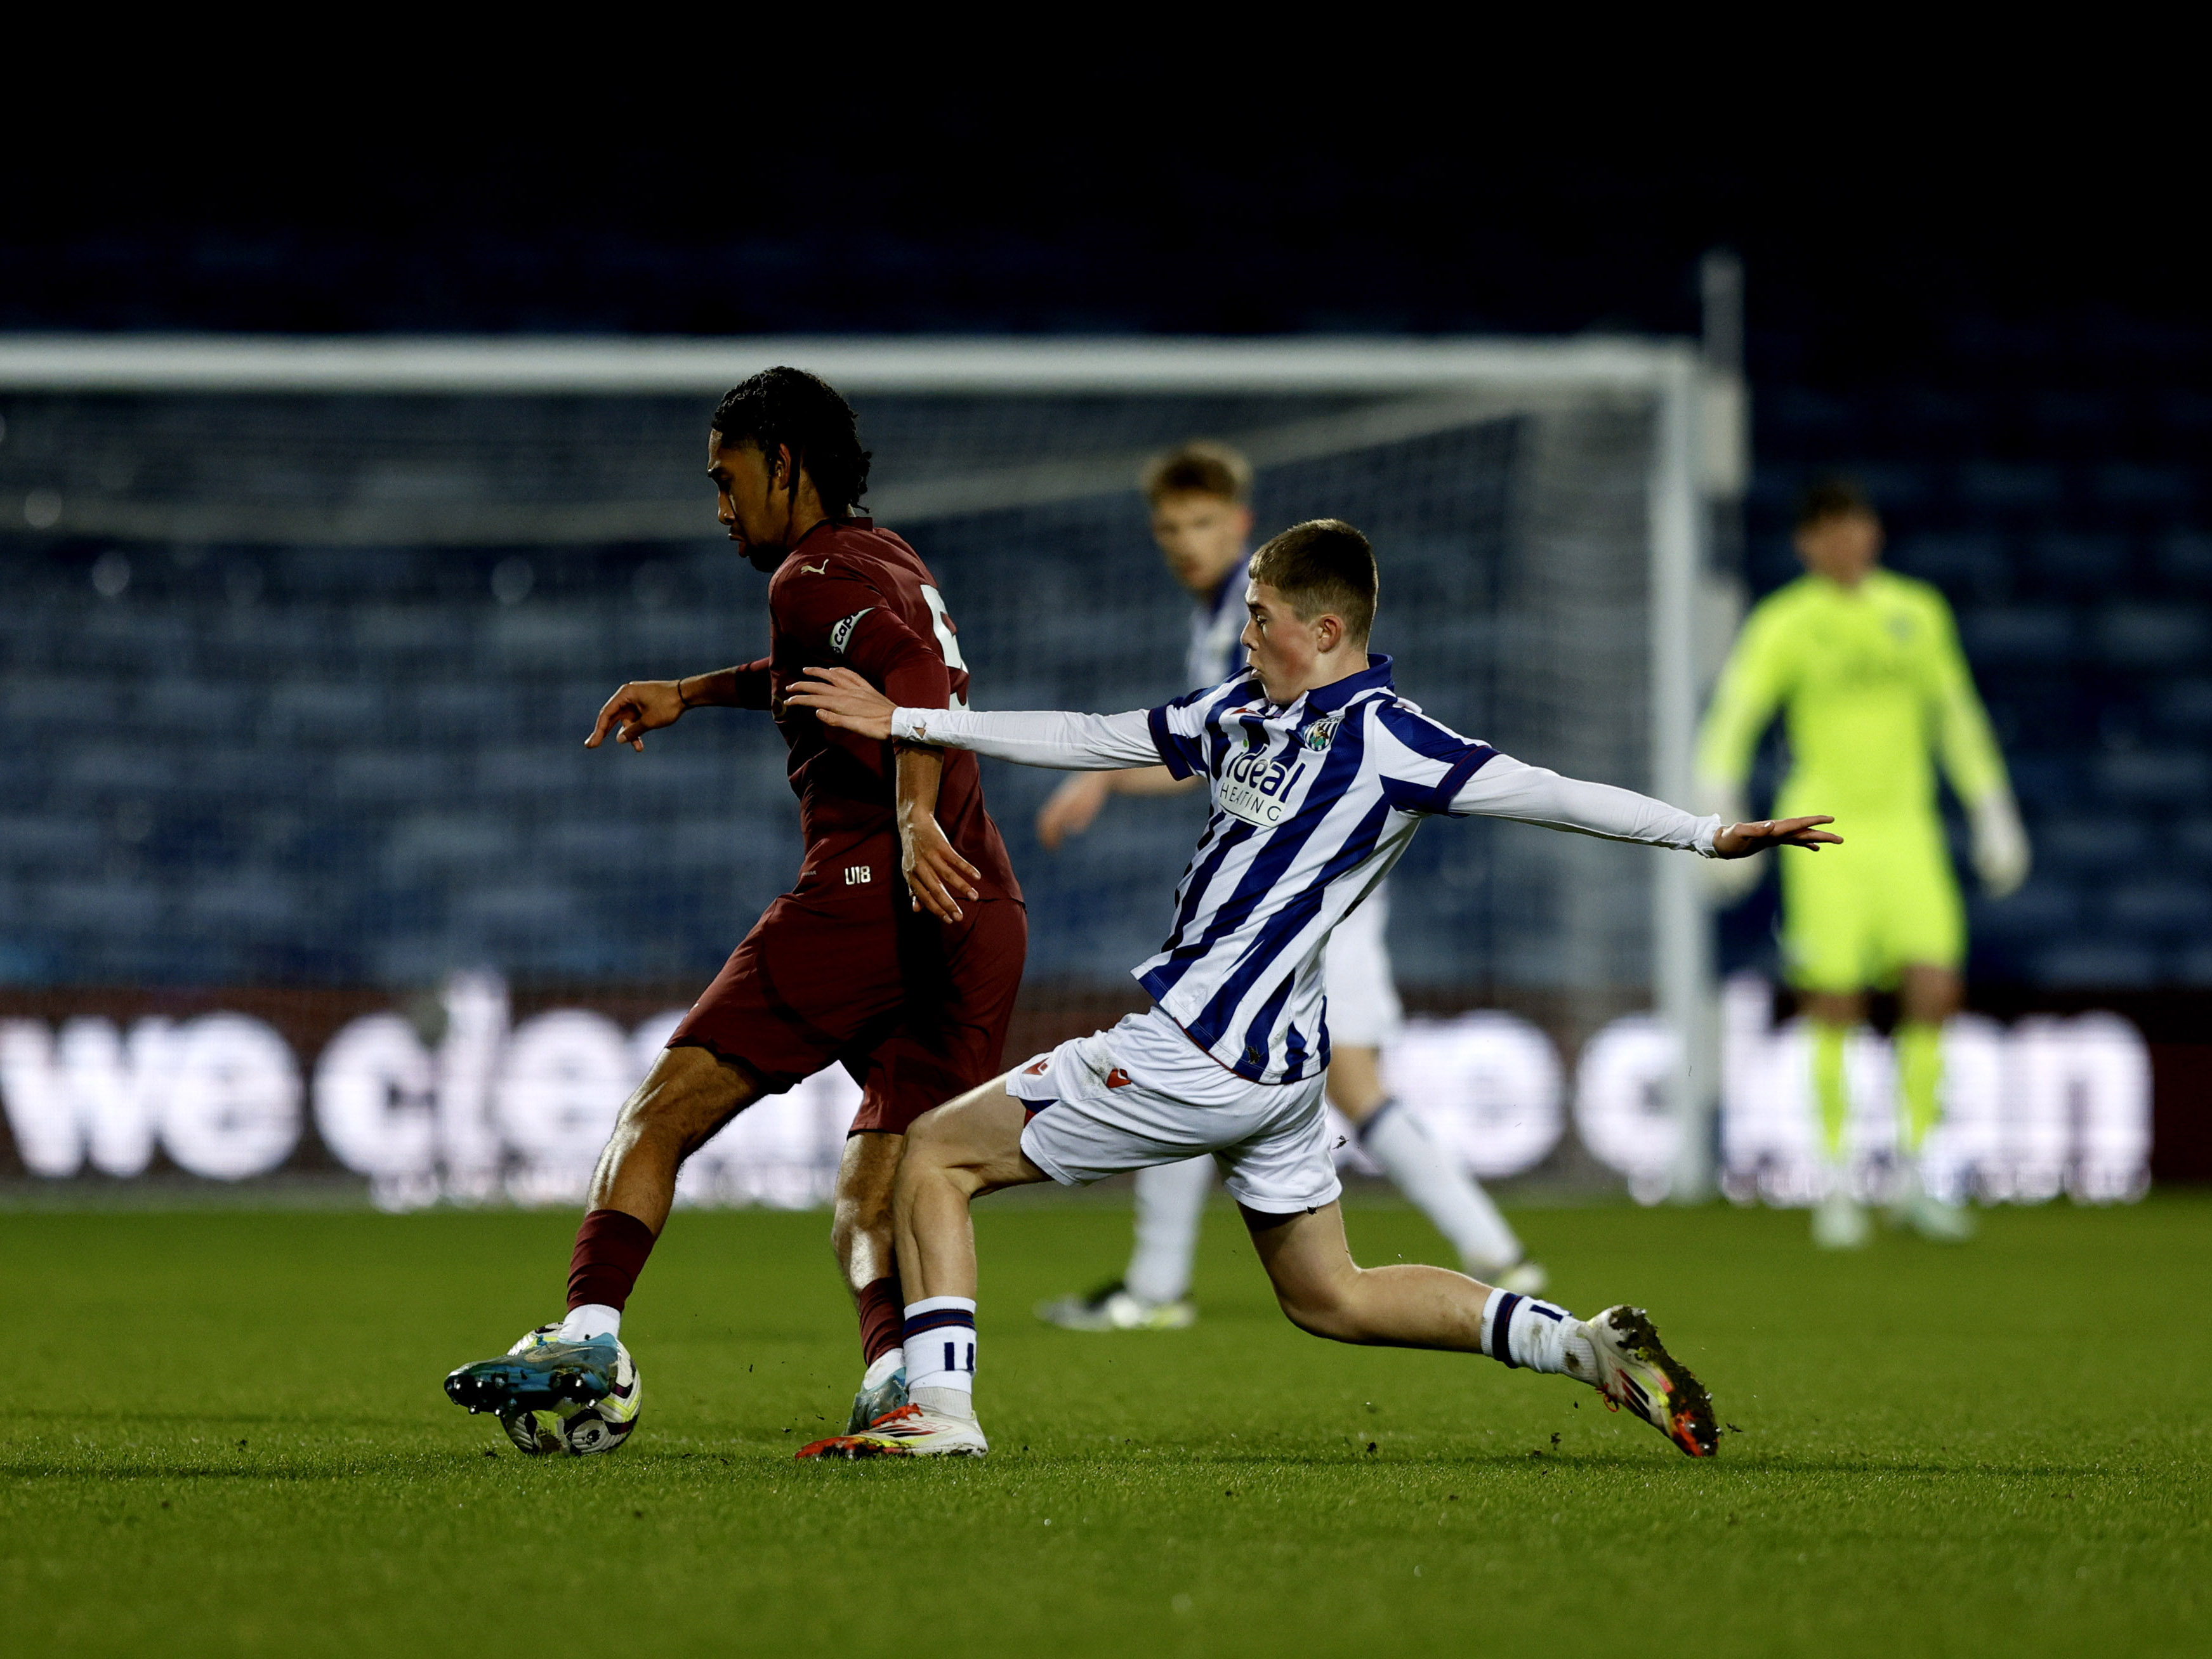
1033, 444, 1545, 1335
790, 518, 1838, 1458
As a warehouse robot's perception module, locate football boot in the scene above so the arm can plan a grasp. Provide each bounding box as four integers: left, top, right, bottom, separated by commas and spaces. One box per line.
1574, 1304, 1717, 1458
846, 1361, 909, 1434
1034, 1280, 1197, 1332
1812, 1190, 1872, 1250
1887, 1167, 1977, 1242
796, 1402, 989, 1460
444, 1324, 622, 1417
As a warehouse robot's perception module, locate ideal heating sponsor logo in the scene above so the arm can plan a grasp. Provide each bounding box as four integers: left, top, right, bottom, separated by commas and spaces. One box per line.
1217, 738, 1316, 829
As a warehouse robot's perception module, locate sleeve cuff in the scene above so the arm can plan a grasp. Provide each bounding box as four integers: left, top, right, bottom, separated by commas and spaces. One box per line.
1148, 705, 1195, 780
1692, 813, 1723, 858
891, 707, 942, 744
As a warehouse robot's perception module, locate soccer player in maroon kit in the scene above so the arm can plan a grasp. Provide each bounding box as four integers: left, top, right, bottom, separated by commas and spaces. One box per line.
445, 368, 1025, 1449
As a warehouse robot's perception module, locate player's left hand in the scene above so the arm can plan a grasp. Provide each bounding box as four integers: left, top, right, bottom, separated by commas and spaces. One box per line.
1712, 815, 1841, 858
902, 811, 983, 923
787, 667, 895, 739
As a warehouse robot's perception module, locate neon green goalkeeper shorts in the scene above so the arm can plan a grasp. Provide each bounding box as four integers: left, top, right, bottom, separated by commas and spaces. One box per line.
1778, 808, 1965, 992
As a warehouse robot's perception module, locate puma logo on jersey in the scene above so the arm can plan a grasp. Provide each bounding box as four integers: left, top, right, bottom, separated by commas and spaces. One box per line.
829, 608, 874, 655
801, 561, 829, 574
1105, 1068, 1133, 1089
844, 865, 872, 885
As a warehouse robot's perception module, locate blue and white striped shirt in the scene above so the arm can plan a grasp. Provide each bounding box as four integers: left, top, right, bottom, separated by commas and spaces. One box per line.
892, 655, 1717, 1085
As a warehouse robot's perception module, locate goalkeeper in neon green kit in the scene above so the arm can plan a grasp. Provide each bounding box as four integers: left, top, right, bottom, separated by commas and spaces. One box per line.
1698, 481, 2031, 1247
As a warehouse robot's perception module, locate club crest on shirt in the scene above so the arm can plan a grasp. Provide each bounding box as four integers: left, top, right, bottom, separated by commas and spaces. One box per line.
829, 608, 874, 655
1301, 714, 1342, 751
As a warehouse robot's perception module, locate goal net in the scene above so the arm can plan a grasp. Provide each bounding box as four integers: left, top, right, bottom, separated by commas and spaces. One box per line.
0, 337, 1715, 1207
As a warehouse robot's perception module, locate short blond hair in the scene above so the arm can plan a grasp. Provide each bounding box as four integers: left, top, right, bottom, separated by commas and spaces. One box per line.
1140, 440, 1252, 507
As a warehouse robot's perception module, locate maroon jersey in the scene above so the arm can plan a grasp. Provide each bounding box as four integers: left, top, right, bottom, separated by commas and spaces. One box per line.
729, 517, 1019, 905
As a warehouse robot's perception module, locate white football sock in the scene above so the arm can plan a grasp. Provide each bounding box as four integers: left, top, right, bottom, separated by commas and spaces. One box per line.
1359, 1100, 1524, 1273
1126, 1155, 1213, 1305
558, 1304, 621, 1342
1478, 1288, 1595, 1378
903, 1296, 977, 1419
861, 1348, 904, 1391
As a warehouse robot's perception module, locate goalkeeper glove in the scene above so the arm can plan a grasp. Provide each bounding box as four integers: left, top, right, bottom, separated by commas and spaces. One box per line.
1970, 790, 2031, 898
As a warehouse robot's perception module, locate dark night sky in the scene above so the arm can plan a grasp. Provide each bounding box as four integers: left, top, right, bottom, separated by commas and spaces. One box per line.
6, 83, 2201, 387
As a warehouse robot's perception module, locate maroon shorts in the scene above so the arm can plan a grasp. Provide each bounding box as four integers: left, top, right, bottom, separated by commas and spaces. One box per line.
668, 867, 1027, 1136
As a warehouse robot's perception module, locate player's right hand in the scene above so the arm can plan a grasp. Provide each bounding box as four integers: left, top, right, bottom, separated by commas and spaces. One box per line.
586, 680, 685, 751
1036, 773, 1112, 851
902, 813, 983, 924
1711, 815, 1841, 858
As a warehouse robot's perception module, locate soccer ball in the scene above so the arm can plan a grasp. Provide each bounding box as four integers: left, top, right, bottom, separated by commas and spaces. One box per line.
498, 1327, 643, 1457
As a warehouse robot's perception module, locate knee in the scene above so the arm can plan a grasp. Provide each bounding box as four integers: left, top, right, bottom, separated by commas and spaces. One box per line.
899, 1107, 966, 1178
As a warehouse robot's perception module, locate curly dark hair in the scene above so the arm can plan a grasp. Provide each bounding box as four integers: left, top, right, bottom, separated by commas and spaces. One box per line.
711, 367, 872, 516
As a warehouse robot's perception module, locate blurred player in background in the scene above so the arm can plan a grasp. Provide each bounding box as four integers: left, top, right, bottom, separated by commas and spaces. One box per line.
1699, 480, 2029, 1248
1032, 443, 1544, 1334
445, 369, 1025, 1446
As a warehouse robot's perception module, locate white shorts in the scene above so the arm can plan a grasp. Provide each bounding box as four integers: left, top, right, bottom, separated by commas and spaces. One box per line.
1323, 881, 1404, 1049
1008, 1006, 1341, 1216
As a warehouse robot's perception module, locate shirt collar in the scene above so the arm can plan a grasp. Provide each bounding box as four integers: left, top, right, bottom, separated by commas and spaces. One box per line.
1298, 653, 1395, 714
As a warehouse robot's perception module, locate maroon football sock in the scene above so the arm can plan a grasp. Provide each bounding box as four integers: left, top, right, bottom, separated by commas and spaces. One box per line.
856, 1275, 905, 1366
567, 1209, 659, 1313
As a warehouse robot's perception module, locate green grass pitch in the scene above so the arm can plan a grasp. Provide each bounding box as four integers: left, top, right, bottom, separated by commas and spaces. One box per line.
5, 1193, 2207, 1656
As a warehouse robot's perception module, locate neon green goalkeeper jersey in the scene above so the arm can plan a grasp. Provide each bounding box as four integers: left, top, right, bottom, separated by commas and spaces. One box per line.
1697, 568, 2010, 819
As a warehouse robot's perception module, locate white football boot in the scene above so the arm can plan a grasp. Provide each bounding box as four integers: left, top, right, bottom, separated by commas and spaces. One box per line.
1812, 1188, 1872, 1249
794, 1403, 989, 1460
1034, 1281, 1197, 1332
1888, 1166, 1977, 1242
1574, 1305, 1719, 1459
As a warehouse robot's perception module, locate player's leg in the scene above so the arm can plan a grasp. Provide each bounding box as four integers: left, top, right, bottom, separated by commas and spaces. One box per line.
831, 1128, 909, 1426
1322, 889, 1544, 1290
1241, 1200, 1715, 1457
805, 895, 1030, 1446
1883, 822, 1974, 1239
795, 1074, 1043, 1458
1331, 1049, 1543, 1292
1782, 832, 1875, 1248
442, 1042, 753, 1446
445, 890, 890, 1445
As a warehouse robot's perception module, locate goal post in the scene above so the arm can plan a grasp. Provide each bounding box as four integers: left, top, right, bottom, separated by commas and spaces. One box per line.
0, 332, 1725, 1197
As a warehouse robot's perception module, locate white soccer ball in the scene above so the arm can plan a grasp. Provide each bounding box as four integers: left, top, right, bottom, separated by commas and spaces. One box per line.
499, 1328, 643, 1456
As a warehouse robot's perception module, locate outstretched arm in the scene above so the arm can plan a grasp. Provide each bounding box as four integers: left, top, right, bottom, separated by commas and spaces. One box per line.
1451, 754, 1838, 859
584, 659, 772, 751
787, 668, 1162, 770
